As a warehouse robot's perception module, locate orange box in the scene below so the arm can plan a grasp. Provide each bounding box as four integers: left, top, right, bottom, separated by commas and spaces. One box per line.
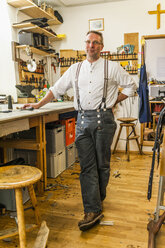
65, 131, 75, 146
61, 118, 75, 133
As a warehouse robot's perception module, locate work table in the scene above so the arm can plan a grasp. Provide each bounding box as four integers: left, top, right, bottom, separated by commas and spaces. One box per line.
0, 102, 74, 137
0, 102, 74, 124
0, 101, 75, 194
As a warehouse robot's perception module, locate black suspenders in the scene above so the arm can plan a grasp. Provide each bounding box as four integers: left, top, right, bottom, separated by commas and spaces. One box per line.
75, 59, 109, 111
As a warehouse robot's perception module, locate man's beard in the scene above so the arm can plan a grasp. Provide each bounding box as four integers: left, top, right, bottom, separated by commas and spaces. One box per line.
87, 50, 100, 61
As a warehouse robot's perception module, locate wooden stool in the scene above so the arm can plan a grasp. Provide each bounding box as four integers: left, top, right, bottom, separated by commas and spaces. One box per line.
0, 165, 42, 248
113, 117, 142, 161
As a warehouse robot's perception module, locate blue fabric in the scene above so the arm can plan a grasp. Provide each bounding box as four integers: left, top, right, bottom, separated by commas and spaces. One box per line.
137, 63, 151, 123
75, 109, 116, 213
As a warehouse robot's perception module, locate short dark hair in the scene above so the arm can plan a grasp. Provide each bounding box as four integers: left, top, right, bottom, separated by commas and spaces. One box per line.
86, 30, 104, 45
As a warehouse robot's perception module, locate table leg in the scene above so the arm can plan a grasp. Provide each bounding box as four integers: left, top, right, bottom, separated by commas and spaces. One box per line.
36, 116, 44, 195
42, 116, 47, 190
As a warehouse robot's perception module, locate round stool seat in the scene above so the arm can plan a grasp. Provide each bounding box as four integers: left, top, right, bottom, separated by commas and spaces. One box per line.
0, 165, 42, 189
117, 117, 137, 123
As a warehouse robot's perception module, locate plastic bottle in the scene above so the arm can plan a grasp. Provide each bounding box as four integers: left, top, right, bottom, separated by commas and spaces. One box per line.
47, 82, 50, 89
43, 84, 48, 97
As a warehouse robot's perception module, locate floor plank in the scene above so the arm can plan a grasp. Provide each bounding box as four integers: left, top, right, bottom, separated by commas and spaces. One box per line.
0, 153, 164, 248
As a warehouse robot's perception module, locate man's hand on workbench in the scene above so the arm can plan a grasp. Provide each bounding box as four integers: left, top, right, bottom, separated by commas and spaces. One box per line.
22, 90, 54, 110
22, 103, 40, 109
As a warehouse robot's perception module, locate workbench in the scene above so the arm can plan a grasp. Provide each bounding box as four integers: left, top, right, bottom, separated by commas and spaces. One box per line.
0, 102, 75, 194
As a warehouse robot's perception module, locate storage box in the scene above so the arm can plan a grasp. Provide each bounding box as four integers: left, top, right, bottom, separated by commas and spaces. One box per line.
74, 143, 78, 159
65, 130, 75, 146
66, 143, 76, 168
18, 32, 48, 48
61, 118, 75, 133
14, 149, 37, 166
0, 187, 29, 211
46, 125, 65, 154
47, 149, 66, 178
19, 32, 38, 47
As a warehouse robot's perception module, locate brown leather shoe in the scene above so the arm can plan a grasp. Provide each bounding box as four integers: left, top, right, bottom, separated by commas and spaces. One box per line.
78, 212, 104, 231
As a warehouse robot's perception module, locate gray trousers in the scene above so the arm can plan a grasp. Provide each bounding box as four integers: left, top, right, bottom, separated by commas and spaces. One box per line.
75, 109, 117, 213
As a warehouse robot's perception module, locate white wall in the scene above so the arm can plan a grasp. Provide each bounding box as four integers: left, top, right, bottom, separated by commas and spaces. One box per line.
2, 0, 165, 152
3, 0, 165, 100
0, 1, 17, 100
54, 0, 165, 51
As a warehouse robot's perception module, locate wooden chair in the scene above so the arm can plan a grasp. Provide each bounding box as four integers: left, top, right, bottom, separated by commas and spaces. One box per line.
113, 117, 142, 161
0, 165, 42, 248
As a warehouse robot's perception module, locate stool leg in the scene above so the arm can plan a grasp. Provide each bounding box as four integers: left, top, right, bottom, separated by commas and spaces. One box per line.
15, 188, 26, 248
28, 184, 41, 225
113, 126, 123, 154
126, 126, 130, 161
132, 127, 143, 155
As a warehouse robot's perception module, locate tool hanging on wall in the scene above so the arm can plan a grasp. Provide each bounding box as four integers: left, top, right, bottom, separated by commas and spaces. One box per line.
27, 59, 37, 72
51, 62, 56, 73
24, 46, 37, 72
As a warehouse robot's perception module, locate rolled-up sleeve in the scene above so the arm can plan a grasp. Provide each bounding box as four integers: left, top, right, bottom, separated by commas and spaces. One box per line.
115, 63, 137, 97
49, 66, 73, 99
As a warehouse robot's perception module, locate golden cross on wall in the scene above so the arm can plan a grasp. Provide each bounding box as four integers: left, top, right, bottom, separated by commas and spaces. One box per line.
148, 3, 165, 29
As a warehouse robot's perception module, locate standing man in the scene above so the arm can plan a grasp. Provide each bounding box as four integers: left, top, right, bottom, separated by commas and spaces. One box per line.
23, 31, 137, 231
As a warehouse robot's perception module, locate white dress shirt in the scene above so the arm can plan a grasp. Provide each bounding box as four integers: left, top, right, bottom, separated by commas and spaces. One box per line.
50, 57, 137, 110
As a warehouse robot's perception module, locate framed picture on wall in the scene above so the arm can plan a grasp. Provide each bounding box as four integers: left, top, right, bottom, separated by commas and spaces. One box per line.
89, 18, 104, 31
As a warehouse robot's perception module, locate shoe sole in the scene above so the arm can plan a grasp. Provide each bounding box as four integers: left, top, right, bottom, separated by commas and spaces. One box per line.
79, 213, 104, 231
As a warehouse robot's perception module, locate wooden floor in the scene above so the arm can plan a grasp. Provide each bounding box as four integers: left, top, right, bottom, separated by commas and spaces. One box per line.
0, 153, 165, 248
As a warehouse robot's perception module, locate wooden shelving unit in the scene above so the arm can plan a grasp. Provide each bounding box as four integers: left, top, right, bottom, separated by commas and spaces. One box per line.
13, 23, 57, 38
13, 23, 65, 41
7, 0, 61, 25
49, 36, 66, 41
100, 52, 138, 75
7, 0, 65, 103
10, 0, 66, 41
16, 45, 56, 57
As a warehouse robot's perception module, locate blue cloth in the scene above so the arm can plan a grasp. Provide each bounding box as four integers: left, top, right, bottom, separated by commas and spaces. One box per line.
137, 63, 151, 123
75, 109, 116, 213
